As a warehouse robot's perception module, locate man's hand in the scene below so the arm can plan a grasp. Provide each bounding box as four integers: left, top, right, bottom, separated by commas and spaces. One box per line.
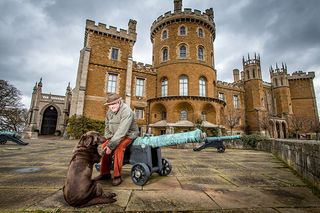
103, 146, 112, 155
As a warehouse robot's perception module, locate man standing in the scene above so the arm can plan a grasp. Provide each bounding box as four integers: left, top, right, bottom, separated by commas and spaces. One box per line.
94, 94, 139, 186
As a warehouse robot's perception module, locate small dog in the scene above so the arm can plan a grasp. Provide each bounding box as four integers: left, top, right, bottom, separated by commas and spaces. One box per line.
63, 131, 117, 207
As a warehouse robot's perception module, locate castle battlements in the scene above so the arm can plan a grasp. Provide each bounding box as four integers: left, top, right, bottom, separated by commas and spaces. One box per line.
150, 7, 215, 40
85, 19, 137, 43
133, 61, 157, 74
288, 71, 315, 80
242, 53, 260, 66
217, 80, 243, 90
269, 63, 288, 76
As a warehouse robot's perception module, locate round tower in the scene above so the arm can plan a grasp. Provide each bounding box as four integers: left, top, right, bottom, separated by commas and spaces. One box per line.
270, 63, 293, 116
243, 53, 265, 133
148, 0, 224, 135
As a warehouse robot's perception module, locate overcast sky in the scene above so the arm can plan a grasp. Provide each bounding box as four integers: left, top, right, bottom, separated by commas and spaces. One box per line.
0, 0, 319, 116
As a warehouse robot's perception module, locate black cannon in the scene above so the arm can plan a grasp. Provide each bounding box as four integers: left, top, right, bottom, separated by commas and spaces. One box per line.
96, 144, 172, 186
193, 135, 241, 152
0, 131, 29, 145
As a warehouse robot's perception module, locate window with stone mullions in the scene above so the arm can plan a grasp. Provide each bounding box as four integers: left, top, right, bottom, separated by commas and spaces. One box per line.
135, 108, 144, 119
161, 78, 168, 97
179, 76, 188, 96
136, 78, 145, 97
107, 74, 117, 93
218, 92, 225, 101
111, 48, 119, 60
233, 95, 240, 109
199, 77, 206, 97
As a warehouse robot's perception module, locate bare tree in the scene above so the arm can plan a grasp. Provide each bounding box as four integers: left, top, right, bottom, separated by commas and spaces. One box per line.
309, 118, 320, 140
259, 113, 271, 137
0, 80, 27, 132
224, 108, 241, 135
289, 115, 307, 139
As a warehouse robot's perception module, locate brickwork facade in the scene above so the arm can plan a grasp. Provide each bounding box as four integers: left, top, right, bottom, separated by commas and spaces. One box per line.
70, 0, 318, 138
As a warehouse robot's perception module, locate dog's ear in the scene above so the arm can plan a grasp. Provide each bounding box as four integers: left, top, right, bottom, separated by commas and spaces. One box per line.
98, 135, 107, 144
78, 132, 94, 147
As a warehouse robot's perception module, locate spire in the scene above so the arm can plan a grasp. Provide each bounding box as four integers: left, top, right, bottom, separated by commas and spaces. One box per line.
33, 82, 38, 92
247, 53, 250, 60
38, 77, 43, 87
254, 52, 257, 59
66, 82, 71, 92
258, 53, 260, 60
276, 63, 279, 70
242, 56, 245, 64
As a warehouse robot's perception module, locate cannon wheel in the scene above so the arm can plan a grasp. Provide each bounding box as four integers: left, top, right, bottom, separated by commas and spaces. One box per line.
131, 163, 151, 186
217, 147, 225, 153
158, 158, 172, 176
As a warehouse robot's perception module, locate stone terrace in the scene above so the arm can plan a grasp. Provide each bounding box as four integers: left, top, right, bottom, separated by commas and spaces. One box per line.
0, 138, 319, 212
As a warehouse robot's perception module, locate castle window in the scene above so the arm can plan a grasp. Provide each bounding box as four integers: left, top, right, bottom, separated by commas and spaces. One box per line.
162, 30, 168, 40
218, 92, 225, 101
179, 45, 187, 58
107, 73, 118, 93
280, 77, 283, 86
198, 28, 204, 38
111, 48, 119, 60
162, 111, 167, 120
135, 78, 145, 97
201, 112, 207, 121
252, 69, 255, 78
274, 78, 278, 87
134, 108, 144, 119
162, 48, 168, 61
199, 77, 206, 97
161, 78, 168, 97
179, 26, 186, 36
198, 46, 204, 60
179, 75, 188, 96
233, 95, 240, 109
180, 110, 188, 121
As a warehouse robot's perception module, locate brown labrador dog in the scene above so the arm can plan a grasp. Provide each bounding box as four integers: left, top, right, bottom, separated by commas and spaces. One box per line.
63, 131, 117, 207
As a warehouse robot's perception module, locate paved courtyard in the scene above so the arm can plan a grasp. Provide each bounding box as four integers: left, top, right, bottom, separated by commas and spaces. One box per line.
0, 137, 319, 212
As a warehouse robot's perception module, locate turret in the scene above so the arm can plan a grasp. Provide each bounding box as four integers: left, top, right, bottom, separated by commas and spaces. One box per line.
270, 63, 292, 116
243, 53, 265, 133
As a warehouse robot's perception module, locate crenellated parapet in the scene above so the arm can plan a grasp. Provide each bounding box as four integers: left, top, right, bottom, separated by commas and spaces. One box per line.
150, 7, 215, 41
217, 80, 244, 91
288, 71, 315, 80
133, 61, 157, 75
269, 63, 287, 77
84, 19, 137, 46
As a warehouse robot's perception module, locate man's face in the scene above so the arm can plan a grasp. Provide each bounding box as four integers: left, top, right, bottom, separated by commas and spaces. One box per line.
108, 101, 120, 113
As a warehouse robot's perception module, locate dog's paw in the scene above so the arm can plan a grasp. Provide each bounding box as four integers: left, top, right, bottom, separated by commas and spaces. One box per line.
104, 192, 117, 198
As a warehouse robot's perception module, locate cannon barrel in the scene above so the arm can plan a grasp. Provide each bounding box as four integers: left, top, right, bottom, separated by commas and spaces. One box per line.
206, 135, 241, 142
133, 129, 204, 148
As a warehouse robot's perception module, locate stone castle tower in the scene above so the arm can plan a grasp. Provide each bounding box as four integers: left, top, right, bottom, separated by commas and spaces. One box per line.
243, 54, 266, 133
270, 63, 293, 117
68, 0, 318, 138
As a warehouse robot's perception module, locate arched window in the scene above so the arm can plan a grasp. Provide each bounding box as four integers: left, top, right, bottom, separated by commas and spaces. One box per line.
198, 28, 203, 38
280, 77, 283, 86
162, 48, 168, 61
199, 77, 206, 97
274, 78, 278, 87
252, 69, 256, 78
246, 70, 250, 79
179, 75, 188, 96
179, 26, 186, 36
161, 78, 168, 97
180, 110, 188, 120
162, 30, 168, 40
179, 45, 186, 58
198, 46, 204, 60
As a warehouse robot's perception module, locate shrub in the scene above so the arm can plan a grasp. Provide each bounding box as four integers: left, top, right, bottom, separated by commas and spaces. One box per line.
241, 134, 267, 148
66, 115, 105, 139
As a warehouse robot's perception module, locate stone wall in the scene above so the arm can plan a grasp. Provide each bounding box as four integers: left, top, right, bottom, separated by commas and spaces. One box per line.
225, 139, 320, 190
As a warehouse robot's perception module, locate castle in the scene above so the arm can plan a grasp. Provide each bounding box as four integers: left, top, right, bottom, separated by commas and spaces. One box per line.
26, 0, 318, 138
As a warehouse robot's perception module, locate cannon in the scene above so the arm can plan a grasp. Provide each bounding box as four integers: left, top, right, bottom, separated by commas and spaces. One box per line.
0, 131, 29, 145
193, 135, 241, 152
96, 129, 204, 185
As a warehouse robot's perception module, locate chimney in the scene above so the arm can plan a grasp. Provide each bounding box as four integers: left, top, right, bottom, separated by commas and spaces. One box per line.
233, 69, 240, 82
174, 0, 182, 12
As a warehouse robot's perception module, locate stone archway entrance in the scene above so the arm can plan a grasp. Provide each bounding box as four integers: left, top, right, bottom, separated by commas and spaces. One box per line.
41, 106, 58, 135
